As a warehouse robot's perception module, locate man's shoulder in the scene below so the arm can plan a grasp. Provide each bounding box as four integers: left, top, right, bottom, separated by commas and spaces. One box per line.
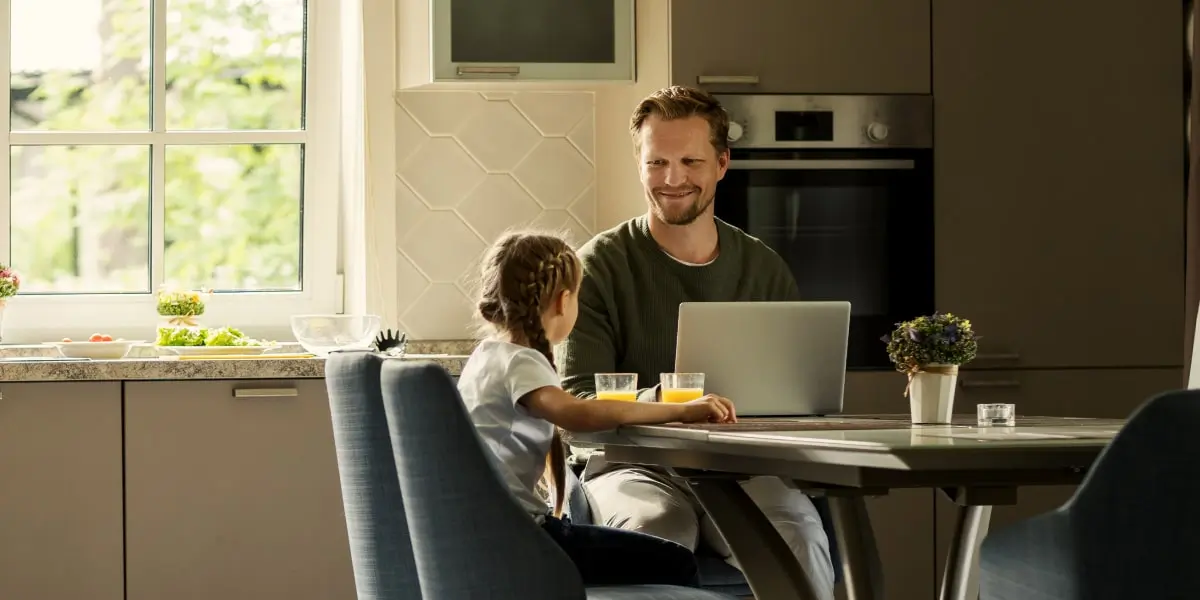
716, 218, 783, 261
577, 216, 644, 267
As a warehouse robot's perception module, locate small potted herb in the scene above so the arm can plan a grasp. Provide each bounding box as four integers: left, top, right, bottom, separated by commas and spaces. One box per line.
882, 312, 979, 424
0, 264, 20, 342
156, 286, 210, 328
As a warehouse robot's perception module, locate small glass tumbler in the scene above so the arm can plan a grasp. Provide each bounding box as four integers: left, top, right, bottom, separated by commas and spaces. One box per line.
595, 373, 638, 402
977, 403, 1016, 427
660, 373, 705, 403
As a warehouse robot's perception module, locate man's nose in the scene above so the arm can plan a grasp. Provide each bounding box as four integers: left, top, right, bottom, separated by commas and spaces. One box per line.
664, 163, 687, 187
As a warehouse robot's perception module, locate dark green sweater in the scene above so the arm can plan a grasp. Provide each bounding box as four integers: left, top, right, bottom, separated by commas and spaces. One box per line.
558, 215, 801, 401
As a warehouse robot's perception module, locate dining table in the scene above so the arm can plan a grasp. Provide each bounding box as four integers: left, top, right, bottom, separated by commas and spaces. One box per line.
575, 414, 1125, 600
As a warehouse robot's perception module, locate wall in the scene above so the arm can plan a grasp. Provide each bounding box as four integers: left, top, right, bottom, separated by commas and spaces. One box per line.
386, 0, 672, 339
393, 91, 596, 338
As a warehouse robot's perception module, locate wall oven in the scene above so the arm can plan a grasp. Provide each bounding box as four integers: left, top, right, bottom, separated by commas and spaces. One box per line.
714, 94, 934, 370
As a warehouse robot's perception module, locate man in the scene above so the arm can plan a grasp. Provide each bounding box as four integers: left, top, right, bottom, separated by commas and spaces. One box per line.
557, 85, 835, 598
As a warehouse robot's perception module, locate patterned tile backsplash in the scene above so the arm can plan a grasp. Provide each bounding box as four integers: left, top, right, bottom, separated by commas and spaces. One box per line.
395, 91, 596, 339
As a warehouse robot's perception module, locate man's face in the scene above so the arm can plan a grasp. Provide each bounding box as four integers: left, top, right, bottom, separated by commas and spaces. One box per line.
636, 115, 729, 227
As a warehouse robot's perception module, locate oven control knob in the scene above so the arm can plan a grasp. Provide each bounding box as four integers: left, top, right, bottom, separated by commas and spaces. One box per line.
727, 121, 745, 142
865, 122, 890, 142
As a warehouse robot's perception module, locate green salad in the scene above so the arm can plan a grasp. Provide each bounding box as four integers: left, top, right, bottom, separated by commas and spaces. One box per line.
156, 326, 269, 347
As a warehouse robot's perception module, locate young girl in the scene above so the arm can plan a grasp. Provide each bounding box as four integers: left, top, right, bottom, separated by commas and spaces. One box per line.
457, 230, 737, 588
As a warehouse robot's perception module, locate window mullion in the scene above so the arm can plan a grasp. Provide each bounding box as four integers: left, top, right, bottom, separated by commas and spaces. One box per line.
150, 0, 168, 291
0, 0, 12, 266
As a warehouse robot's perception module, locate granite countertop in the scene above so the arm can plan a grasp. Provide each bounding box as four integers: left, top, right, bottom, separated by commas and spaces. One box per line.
0, 340, 473, 382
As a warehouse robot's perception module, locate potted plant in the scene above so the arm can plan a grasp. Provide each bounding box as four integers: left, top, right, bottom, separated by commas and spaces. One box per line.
0, 264, 20, 341
156, 286, 210, 328
882, 312, 979, 424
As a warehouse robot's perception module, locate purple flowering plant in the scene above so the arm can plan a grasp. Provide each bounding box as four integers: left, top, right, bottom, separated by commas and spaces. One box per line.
0, 264, 20, 299
881, 312, 979, 373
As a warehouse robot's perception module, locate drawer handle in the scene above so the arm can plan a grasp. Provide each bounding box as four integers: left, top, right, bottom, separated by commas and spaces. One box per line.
696, 75, 760, 85
959, 380, 1021, 389
233, 388, 298, 398
456, 66, 520, 77
976, 353, 1021, 361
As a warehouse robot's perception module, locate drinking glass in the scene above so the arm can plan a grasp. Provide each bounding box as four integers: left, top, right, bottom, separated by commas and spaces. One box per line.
595, 373, 638, 402
977, 403, 1016, 427
660, 373, 705, 403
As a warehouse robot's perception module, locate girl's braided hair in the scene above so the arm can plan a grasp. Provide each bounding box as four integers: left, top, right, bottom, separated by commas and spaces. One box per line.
475, 230, 581, 518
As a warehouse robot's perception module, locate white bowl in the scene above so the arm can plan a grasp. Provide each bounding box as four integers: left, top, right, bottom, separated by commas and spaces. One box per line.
289, 314, 382, 357
49, 340, 142, 360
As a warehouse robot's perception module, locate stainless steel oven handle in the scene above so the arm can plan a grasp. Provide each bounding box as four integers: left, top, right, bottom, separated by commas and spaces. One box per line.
727, 159, 915, 170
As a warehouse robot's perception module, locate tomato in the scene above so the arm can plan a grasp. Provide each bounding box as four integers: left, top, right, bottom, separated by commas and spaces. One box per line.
89, 334, 104, 342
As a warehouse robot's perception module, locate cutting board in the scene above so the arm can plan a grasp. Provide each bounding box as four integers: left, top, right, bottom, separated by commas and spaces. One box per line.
162, 353, 316, 361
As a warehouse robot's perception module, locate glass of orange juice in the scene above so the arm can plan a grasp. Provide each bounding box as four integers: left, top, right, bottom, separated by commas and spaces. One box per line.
660, 373, 705, 403
595, 373, 638, 402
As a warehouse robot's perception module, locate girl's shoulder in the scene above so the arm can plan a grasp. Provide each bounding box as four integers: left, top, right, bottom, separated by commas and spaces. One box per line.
467, 339, 554, 375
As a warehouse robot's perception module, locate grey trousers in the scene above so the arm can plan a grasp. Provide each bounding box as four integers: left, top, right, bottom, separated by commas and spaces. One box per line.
583, 465, 836, 600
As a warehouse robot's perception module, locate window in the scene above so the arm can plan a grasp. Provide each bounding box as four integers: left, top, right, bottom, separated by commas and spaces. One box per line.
2, 0, 339, 343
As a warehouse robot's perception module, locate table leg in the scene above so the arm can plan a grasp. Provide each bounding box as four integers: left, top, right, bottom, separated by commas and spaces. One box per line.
938, 505, 992, 600
828, 495, 884, 600
685, 478, 821, 600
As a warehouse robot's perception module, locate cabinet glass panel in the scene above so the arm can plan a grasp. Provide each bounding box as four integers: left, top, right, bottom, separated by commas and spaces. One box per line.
449, 0, 615, 63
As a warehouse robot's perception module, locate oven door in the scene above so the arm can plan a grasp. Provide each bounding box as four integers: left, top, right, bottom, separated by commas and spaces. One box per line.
715, 149, 935, 370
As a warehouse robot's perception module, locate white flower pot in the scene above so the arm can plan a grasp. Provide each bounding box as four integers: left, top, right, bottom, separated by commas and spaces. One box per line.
0, 298, 7, 342
909, 363, 959, 425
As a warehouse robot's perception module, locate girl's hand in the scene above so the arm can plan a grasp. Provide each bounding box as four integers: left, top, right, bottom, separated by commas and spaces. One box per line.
678, 394, 738, 424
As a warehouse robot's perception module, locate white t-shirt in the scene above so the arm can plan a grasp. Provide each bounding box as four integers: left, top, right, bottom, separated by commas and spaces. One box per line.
456, 339, 563, 519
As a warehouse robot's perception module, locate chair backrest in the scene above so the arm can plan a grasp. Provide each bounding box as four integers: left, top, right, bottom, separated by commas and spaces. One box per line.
379, 360, 585, 600
1067, 388, 1200, 595
325, 351, 422, 600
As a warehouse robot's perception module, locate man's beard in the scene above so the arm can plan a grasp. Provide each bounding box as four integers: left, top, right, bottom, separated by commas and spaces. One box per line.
649, 188, 714, 226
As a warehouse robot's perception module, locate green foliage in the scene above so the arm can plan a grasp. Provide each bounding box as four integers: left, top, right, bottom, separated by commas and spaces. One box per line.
0, 263, 19, 298
882, 312, 979, 372
11, 0, 305, 293
155, 288, 207, 317
155, 325, 267, 347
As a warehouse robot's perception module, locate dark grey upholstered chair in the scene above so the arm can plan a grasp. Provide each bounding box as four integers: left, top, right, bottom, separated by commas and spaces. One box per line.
377, 357, 739, 600
979, 388, 1200, 600
325, 351, 422, 600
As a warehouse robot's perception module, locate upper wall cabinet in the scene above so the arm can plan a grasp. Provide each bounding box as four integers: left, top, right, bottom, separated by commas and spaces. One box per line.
430, 0, 635, 82
671, 0, 930, 94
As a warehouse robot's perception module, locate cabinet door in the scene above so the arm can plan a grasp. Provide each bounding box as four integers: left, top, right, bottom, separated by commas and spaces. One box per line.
124, 380, 355, 600
672, 0, 930, 94
432, 0, 634, 81
840, 372, 936, 600
934, 0, 1184, 369
0, 382, 124, 600
934, 367, 1181, 593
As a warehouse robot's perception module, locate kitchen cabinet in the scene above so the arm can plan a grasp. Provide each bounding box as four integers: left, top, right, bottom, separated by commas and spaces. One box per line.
840, 372, 936, 600
124, 380, 354, 600
0, 382, 124, 600
671, 0, 930, 94
934, 0, 1184, 369
429, 0, 635, 82
934, 367, 1181, 596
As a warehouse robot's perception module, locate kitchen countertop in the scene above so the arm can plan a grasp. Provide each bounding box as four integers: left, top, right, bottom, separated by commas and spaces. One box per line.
0, 353, 469, 382
0, 339, 476, 382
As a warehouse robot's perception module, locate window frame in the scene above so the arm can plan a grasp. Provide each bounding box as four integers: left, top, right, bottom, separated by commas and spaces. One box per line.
0, 0, 341, 345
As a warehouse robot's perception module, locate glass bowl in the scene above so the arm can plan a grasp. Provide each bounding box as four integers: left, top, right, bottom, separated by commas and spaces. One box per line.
289, 314, 381, 357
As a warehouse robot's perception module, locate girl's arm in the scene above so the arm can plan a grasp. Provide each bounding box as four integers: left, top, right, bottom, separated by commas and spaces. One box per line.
519, 385, 736, 433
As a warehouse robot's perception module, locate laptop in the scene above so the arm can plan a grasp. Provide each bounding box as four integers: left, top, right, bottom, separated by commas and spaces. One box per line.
674, 301, 851, 417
